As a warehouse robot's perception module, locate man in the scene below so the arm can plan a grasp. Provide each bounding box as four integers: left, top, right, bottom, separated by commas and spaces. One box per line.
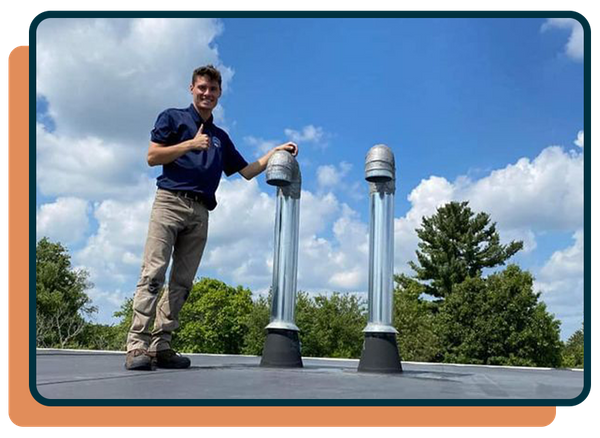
126, 65, 298, 370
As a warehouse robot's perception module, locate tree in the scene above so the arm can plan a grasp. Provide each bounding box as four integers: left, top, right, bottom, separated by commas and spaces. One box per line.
435, 265, 563, 367
36, 237, 96, 348
111, 296, 134, 348
295, 292, 367, 359
242, 291, 367, 359
79, 297, 133, 351
409, 201, 523, 299
562, 325, 584, 368
241, 294, 271, 355
171, 278, 254, 354
78, 323, 123, 351
393, 275, 441, 362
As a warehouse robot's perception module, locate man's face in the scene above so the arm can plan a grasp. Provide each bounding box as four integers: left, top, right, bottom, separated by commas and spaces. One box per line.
190, 75, 221, 113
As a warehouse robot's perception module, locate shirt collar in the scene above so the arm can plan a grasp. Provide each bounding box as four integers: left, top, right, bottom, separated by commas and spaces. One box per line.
188, 104, 214, 127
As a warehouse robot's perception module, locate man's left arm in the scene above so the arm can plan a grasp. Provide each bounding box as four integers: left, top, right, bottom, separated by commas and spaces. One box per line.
239, 142, 299, 180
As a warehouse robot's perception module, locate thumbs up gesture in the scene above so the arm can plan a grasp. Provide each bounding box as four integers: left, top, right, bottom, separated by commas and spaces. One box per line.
189, 123, 211, 151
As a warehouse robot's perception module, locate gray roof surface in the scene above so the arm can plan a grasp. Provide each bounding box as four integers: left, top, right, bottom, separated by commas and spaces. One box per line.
35, 349, 584, 401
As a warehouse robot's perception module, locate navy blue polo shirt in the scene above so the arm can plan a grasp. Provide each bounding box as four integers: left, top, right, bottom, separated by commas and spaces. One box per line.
150, 104, 248, 210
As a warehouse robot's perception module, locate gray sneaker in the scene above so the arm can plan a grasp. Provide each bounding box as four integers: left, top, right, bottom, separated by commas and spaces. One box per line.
153, 349, 191, 369
125, 349, 153, 370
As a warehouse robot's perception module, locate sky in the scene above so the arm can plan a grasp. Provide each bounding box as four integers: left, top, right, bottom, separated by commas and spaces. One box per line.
34, 16, 585, 340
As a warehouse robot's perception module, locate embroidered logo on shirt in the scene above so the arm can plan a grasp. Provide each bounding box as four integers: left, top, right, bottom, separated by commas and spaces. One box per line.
212, 136, 221, 148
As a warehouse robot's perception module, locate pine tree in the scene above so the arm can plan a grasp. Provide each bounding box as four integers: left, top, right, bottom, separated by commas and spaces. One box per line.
409, 201, 523, 299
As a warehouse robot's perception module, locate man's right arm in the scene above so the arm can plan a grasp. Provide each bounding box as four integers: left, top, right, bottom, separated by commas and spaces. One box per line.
147, 123, 211, 166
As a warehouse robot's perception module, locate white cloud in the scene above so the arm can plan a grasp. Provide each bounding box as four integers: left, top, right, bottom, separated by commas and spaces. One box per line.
574, 130, 584, 148
464, 146, 583, 232
538, 230, 584, 287
541, 18, 584, 62
35, 18, 234, 202
75, 192, 155, 289
298, 202, 369, 292
498, 228, 537, 254
36, 197, 90, 245
188, 176, 368, 293
36, 18, 232, 142
317, 165, 338, 187
316, 161, 352, 189
201, 178, 275, 286
244, 136, 280, 158
329, 206, 370, 287
87, 288, 127, 309
299, 190, 341, 237
393, 176, 455, 273
84, 287, 132, 325
284, 125, 325, 145
392, 142, 583, 275
244, 124, 330, 157
37, 124, 155, 201
202, 178, 367, 292
534, 230, 584, 338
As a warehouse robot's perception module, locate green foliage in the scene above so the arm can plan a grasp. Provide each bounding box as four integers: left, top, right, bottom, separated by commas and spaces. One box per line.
409, 201, 523, 299
78, 323, 123, 351
295, 292, 367, 359
79, 297, 134, 351
36, 237, 96, 348
240, 291, 367, 359
241, 294, 271, 355
393, 275, 441, 362
435, 265, 562, 367
562, 325, 584, 368
397, 201, 564, 367
171, 278, 254, 354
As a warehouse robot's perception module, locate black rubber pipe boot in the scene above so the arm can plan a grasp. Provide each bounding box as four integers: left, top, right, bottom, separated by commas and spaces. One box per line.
358, 332, 403, 373
260, 328, 303, 368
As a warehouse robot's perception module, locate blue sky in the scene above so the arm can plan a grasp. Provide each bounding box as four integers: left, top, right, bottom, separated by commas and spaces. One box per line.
35, 17, 584, 340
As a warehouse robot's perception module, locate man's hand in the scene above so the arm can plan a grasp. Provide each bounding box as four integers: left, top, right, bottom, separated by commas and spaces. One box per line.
188, 123, 211, 151
147, 124, 212, 166
273, 141, 298, 157
239, 142, 300, 180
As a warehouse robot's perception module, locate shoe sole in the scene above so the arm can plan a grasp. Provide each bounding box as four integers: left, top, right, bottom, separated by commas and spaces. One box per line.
125, 365, 153, 371
125, 361, 154, 371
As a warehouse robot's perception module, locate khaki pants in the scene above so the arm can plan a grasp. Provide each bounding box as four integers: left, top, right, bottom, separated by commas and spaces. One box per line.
127, 189, 209, 352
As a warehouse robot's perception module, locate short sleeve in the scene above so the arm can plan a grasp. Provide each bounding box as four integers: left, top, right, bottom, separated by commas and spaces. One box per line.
221, 133, 249, 177
150, 110, 174, 144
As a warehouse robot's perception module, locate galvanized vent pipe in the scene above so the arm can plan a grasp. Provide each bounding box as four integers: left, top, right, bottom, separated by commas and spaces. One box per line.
358, 144, 403, 373
260, 150, 303, 368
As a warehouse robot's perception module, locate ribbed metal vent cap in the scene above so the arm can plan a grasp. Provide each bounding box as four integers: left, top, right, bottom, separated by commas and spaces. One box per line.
365, 144, 395, 182
266, 150, 295, 186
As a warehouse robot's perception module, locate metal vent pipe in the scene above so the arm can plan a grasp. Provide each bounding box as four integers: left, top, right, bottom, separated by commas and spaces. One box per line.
260, 150, 303, 368
358, 144, 403, 373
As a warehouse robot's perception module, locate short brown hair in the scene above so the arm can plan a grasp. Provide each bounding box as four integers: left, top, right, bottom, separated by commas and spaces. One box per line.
191, 65, 222, 89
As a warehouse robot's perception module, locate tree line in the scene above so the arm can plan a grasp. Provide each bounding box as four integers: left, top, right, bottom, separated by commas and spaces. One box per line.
35, 201, 584, 368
